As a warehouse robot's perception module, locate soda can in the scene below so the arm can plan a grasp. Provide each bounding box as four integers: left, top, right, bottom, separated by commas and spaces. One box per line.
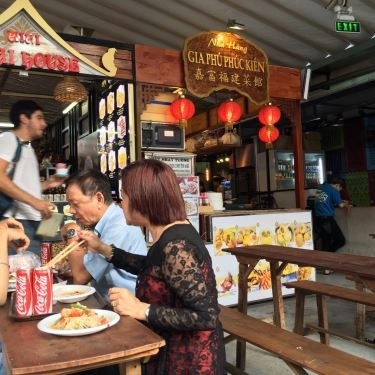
33, 267, 53, 315
40, 242, 52, 266
15, 268, 33, 317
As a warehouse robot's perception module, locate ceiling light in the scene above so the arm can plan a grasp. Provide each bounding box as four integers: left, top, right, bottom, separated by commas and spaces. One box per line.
62, 102, 78, 114
0, 122, 14, 128
54, 76, 88, 103
305, 62, 312, 67
345, 42, 355, 49
324, 52, 332, 59
227, 19, 246, 31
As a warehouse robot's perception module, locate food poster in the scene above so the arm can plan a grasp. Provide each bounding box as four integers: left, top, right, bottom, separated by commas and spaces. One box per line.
208, 210, 315, 306
97, 82, 129, 201
177, 176, 200, 233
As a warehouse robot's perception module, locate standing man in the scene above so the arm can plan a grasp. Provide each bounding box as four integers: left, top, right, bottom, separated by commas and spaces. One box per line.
314, 176, 350, 260
65, 169, 147, 299
0, 100, 64, 255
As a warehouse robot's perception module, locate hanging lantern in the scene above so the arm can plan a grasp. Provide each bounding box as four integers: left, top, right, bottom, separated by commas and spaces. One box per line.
170, 95, 195, 127
258, 125, 280, 149
258, 103, 281, 126
217, 98, 242, 128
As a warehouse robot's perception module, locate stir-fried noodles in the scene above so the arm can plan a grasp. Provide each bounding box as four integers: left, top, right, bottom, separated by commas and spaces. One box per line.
51, 303, 108, 330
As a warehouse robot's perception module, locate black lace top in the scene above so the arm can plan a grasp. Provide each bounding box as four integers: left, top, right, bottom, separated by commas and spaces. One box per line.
110, 223, 225, 375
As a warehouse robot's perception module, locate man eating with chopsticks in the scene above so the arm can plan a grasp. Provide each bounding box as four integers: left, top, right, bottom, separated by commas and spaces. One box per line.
63, 169, 147, 300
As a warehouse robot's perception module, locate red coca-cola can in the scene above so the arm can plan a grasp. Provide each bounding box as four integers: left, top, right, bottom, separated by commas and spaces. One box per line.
33, 267, 53, 315
40, 242, 52, 266
15, 268, 33, 317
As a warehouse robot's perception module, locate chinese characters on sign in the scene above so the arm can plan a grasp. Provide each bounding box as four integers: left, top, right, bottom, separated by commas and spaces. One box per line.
183, 31, 269, 104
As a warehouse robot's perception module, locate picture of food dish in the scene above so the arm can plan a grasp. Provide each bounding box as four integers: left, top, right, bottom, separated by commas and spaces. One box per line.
118, 147, 127, 169
214, 227, 237, 255
107, 121, 116, 142
275, 223, 293, 246
236, 226, 257, 246
99, 99, 105, 119
107, 92, 115, 114
297, 266, 313, 281
247, 261, 271, 291
184, 198, 198, 216
117, 115, 126, 138
294, 222, 312, 247
116, 84, 125, 108
99, 126, 107, 146
100, 154, 107, 173
281, 263, 298, 281
259, 228, 273, 245
108, 150, 116, 172
217, 272, 237, 295
178, 177, 199, 196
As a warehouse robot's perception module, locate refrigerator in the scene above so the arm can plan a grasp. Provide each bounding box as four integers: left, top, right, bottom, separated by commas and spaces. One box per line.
257, 150, 325, 192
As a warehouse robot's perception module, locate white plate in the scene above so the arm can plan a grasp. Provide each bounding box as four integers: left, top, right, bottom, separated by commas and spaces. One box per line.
53, 285, 96, 303
37, 309, 120, 336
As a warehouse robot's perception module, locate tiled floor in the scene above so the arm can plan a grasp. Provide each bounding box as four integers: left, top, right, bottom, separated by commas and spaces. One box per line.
224, 272, 375, 374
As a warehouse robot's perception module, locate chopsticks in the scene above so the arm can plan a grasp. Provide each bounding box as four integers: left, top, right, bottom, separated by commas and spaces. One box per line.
45, 240, 85, 268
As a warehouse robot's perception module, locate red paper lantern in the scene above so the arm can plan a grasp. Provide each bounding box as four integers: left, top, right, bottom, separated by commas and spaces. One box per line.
258, 103, 281, 126
258, 125, 280, 149
170, 96, 195, 126
217, 99, 242, 126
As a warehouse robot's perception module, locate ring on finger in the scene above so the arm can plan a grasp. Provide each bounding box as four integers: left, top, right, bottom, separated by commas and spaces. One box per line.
112, 301, 117, 308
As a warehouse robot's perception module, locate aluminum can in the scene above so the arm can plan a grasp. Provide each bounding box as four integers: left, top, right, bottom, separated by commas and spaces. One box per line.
15, 268, 33, 317
32, 267, 53, 315
40, 242, 52, 266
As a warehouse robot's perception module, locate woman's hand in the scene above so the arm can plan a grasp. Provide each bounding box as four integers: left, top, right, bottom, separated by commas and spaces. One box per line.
77, 230, 107, 254
0, 220, 30, 252
108, 287, 150, 321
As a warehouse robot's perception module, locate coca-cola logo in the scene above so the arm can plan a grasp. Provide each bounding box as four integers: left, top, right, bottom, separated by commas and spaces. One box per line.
16, 275, 31, 315
34, 274, 52, 314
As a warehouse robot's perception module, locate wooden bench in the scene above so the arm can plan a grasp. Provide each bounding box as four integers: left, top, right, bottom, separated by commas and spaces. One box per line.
283, 280, 375, 345
219, 305, 375, 375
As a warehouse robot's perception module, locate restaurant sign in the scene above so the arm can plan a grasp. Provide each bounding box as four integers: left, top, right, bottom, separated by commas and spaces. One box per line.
183, 31, 269, 104
0, 0, 116, 76
144, 151, 195, 176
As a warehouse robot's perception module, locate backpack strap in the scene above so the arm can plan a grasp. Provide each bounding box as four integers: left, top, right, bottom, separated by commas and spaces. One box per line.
7, 135, 22, 180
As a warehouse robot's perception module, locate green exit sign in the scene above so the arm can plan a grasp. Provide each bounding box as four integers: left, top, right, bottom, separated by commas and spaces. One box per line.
335, 21, 361, 33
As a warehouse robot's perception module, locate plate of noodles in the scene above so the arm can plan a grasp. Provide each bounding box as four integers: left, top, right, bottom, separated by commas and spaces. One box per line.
37, 303, 120, 336
53, 285, 96, 303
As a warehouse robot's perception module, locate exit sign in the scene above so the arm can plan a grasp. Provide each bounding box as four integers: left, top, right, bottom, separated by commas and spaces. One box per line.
335, 21, 361, 33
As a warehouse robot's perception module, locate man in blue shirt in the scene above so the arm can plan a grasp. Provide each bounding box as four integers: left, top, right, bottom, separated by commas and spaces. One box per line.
314, 177, 349, 255
65, 169, 147, 300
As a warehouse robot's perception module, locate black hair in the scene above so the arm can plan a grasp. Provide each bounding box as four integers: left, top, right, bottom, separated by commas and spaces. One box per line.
328, 176, 343, 186
9, 100, 43, 129
65, 169, 113, 204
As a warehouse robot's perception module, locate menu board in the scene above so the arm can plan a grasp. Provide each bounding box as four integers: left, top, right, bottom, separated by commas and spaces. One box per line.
207, 210, 315, 306
98, 82, 129, 200
177, 176, 200, 233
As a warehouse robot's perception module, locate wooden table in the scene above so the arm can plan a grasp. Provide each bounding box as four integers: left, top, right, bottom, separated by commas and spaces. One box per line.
223, 244, 375, 369
0, 298, 165, 375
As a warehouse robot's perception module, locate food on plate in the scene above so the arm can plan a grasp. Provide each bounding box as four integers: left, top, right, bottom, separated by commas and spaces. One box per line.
186, 181, 198, 194
51, 303, 108, 330
259, 229, 273, 245
56, 289, 87, 297
116, 85, 125, 108
107, 92, 114, 114
117, 116, 126, 138
297, 267, 313, 281
275, 224, 293, 246
99, 99, 106, 119
294, 222, 312, 247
